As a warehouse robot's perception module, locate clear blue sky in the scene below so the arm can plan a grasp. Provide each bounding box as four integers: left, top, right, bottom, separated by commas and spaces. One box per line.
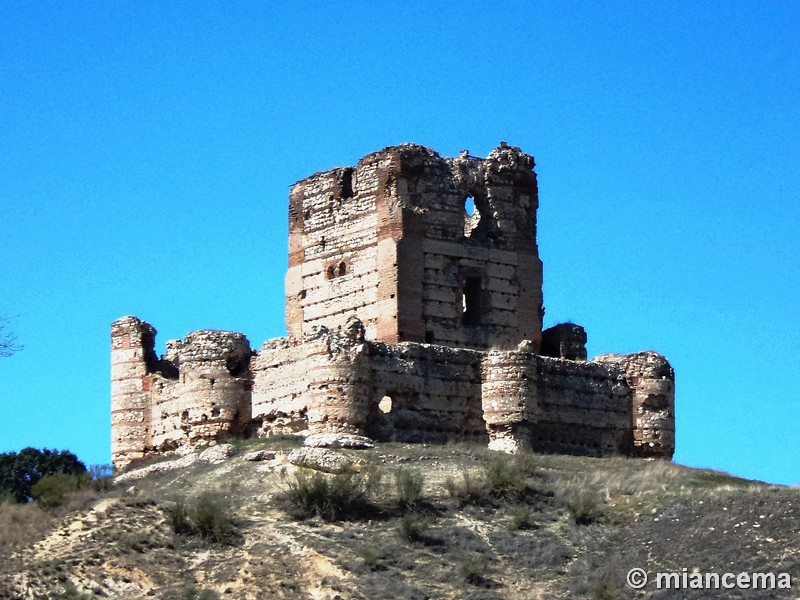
1, 2, 798, 484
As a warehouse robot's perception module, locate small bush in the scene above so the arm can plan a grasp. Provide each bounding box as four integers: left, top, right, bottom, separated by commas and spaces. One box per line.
483, 453, 533, 495
507, 505, 537, 531
0, 500, 56, 555
358, 544, 382, 571
162, 588, 220, 600
192, 494, 235, 543
165, 501, 194, 535
565, 492, 603, 525
48, 584, 94, 599
280, 467, 380, 521
394, 468, 424, 507
31, 472, 90, 509
460, 554, 487, 585
444, 453, 537, 504
165, 494, 235, 543
397, 513, 430, 544
443, 476, 458, 498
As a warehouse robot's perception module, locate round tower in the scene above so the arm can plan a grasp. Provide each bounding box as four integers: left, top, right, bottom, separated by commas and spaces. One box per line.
111, 316, 157, 469
306, 318, 372, 436
596, 351, 675, 458
176, 330, 253, 445
481, 344, 538, 453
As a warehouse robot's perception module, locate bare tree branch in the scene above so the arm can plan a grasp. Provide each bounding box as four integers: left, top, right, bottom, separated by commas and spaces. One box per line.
0, 317, 22, 358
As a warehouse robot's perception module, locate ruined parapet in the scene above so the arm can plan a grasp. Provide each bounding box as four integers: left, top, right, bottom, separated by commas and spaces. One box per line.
305, 318, 372, 436
481, 342, 538, 453
156, 330, 253, 449
541, 323, 588, 361
595, 352, 675, 458
111, 316, 157, 468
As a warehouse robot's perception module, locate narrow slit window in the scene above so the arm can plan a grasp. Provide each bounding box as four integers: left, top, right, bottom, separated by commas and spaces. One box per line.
462, 277, 482, 326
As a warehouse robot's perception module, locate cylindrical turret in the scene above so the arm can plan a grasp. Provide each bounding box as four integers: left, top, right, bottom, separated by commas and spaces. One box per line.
172, 330, 253, 446
306, 318, 372, 436
111, 316, 156, 469
481, 344, 538, 453
596, 351, 675, 458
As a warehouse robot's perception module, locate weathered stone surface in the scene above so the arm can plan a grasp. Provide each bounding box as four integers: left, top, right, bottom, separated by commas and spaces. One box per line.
304, 433, 374, 449
114, 454, 197, 483
242, 450, 276, 461
198, 444, 238, 464
287, 447, 361, 473
110, 143, 675, 470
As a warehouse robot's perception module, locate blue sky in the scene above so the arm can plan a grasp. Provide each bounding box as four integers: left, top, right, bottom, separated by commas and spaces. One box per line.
1, 2, 798, 484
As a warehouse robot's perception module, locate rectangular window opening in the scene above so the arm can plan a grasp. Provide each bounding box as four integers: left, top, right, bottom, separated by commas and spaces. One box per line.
462, 277, 482, 326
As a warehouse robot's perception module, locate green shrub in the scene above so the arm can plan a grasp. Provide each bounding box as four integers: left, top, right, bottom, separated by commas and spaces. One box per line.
358, 544, 382, 571
165, 501, 194, 535
165, 494, 235, 543
483, 453, 533, 495
192, 494, 235, 543
565, 491, 603, 525
48, 584, 94, 599
460, 554, 487, 585
0, 447, 87, 503
396, 513, 430, 544
444, 453, 537, 504
507, 505, 537, 531
443, 476, 458, 498
31, 472, 90, 509
280, 467, 381, 521
394, 468, 424, 507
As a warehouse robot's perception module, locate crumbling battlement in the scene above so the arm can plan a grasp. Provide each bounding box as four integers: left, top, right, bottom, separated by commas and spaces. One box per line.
111, 143, 675, 469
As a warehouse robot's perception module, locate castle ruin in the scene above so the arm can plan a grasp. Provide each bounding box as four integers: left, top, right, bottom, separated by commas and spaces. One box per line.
111, 143, 675, 469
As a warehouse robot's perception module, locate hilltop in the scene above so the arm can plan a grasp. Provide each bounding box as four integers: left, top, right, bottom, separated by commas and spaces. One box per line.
1, 438, 797, 599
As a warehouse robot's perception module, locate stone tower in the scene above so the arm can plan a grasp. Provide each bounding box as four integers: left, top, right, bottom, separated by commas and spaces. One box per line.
284, 143, 543, 351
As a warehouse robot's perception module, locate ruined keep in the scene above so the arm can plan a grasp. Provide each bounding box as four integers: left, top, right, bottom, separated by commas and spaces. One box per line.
111, 143, 675, 469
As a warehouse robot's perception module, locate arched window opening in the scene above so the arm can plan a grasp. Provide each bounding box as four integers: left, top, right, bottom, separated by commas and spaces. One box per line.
338, 261, 347, 276
378, 395, 393, 414
464, 195, 476, 216
464, 195, 482, 237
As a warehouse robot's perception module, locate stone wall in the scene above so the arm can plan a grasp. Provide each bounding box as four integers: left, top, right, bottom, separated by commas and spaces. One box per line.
367, 341, 486, 444
111, 316, 675, 468
111, 317, 155, 467
595, 352, 675, 457
250, 337, 310, 436
531, 357, 633, 456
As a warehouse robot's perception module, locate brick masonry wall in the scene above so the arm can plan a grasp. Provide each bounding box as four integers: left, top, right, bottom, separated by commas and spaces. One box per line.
111, 316, 155, 467
250, 337, 311, 436
366, 341, 486, 443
